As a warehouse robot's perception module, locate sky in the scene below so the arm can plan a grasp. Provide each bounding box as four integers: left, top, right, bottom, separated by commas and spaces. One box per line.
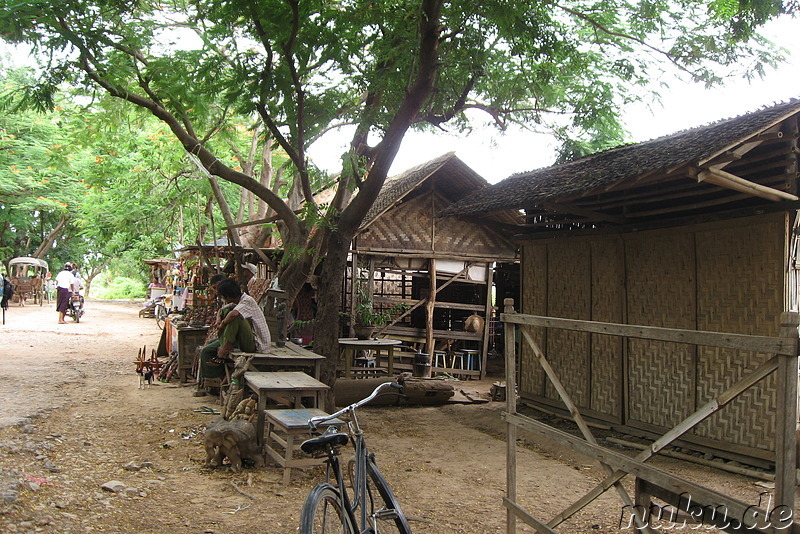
307, 16, 800, 184
3, 13, 798, 185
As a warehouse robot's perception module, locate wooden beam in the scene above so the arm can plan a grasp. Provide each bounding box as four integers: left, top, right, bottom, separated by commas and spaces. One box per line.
499, 314, 796, 355
504, 412, 799, 533
503, 498, 559, 534
519, 328, 654, 533
356, 250, 516, 263
480, 262, 493, 379
541, 202, 627, 224
426, 259, 436, 355
504, 299, 518, 534
774, 313, 799, 530
547, 356, 779, 526
698, 168, 798, 202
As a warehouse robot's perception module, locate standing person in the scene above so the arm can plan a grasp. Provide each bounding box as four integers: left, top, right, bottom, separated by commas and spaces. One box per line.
55, 263, 76, 324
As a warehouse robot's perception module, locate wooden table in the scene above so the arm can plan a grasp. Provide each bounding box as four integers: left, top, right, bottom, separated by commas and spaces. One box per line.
166, 319, 210, 382
244, 371, 330, 445
339, 337, 402, 379
264, 408, 344, 484
232, 342, 326, 379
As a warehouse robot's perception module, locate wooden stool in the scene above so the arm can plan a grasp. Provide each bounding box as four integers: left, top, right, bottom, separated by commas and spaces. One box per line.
264, 408, 345, 484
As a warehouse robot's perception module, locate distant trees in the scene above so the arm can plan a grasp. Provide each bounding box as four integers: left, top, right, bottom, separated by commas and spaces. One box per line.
2, 0, 795, 389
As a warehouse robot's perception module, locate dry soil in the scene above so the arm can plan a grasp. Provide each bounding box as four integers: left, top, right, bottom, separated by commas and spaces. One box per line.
0, 300, 786, 533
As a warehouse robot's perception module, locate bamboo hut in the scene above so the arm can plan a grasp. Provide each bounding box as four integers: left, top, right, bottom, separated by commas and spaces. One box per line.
350, 153, 521, 378
440, 99, 800, 532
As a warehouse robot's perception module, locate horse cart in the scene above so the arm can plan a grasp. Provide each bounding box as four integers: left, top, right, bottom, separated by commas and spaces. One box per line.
8, 257, 49, 306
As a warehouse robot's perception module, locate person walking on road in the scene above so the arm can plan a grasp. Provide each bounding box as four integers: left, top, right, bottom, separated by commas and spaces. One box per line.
55, 263, 77, 324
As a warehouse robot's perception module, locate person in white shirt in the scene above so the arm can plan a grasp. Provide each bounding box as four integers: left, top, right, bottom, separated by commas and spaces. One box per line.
55, 263, 77, 324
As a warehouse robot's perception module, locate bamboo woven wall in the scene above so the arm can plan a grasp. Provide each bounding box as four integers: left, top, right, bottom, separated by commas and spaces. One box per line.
589, 238, 624, 420
692, 215, 785, 451
624, 232, 697, 430
358, 193, 516, 258
520, 244, 547, 398
543, 242, 591, 407
520, 237, 624, 422
519, 212, 788, 454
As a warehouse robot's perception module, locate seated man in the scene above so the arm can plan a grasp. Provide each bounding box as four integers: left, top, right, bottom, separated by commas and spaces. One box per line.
199, 278, 271, 380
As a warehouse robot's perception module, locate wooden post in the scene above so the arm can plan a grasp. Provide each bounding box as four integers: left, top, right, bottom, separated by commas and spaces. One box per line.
425, 259, 437, 356
349, 252, 358, 338
480, 262, 494, 379
503, 298, 517, 534
774, 312, 798, 530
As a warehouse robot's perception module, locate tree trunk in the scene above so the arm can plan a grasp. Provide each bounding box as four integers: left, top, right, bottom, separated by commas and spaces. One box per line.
314, 228, 355, 411
207, 177, 242, 247
32, 215, 68, 259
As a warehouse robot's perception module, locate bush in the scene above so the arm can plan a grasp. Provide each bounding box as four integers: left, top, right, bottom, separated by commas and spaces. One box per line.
93, 276, 147, 300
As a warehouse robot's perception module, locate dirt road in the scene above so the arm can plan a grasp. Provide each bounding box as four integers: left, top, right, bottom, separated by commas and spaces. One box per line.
0, 300, 778, 533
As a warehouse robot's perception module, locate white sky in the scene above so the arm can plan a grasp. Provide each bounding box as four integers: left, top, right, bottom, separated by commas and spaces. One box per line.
3, 15, 797, 185
308, 16, 800, 184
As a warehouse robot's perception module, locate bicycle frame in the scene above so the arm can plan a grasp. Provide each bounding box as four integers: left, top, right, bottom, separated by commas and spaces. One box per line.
302, 382, 411, 534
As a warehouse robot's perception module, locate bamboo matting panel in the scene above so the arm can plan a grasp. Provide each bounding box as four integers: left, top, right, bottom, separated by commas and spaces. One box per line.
693, 214, 785, 451
358, 193, 516, 257
520, 243, 548, 397
590, 238, 624, 420
625, 232, 697, 429
431, 195, 516, 257
359, 195, 433, 252
543, 242, 591, 408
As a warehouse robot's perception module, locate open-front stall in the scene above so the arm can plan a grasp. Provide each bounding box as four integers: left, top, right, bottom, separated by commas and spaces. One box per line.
347, 154, 520, 379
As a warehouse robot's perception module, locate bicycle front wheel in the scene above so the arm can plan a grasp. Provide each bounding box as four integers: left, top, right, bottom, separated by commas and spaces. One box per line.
155, 304, 167, 330
300, 483, 355, 534
367, 460, 412, 534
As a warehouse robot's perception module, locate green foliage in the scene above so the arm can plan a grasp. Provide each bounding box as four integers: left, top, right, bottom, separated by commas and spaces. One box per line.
0, 0, 794, 352
92, 273, 147, 300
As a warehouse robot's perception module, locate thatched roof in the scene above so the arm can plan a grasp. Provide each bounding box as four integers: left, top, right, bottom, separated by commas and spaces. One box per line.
440, 99, 800, 229
362, 152, 520, 228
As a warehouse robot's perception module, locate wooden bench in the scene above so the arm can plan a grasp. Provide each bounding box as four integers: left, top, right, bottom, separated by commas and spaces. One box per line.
244, 371, 330, 450
264, 408, 344, 484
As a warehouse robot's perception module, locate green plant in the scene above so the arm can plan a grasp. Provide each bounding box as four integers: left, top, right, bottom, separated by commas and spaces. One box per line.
353, 284, 406, 327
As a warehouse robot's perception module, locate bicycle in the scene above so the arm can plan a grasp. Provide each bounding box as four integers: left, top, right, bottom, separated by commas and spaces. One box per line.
299, 381, 412, 534
154, 299, 168, 330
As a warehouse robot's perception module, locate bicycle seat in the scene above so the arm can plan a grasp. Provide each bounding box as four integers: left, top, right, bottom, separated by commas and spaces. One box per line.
301, 431, 349, 454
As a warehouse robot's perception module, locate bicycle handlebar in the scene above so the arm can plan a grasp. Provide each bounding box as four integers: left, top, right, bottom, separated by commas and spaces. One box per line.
308, 381, 403, 430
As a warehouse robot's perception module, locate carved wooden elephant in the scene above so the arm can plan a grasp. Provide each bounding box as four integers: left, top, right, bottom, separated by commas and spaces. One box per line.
204, 418, 265, 471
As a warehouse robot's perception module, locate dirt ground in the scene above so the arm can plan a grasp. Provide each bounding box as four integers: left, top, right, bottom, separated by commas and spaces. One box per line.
0, 300, 789, 533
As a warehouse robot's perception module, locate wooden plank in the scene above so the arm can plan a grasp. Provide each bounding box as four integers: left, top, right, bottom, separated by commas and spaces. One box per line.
480, 262, 493, 379
504, 299, 518, 534
500, 313, 795, 355
774, 312, 799, 529
546, 355, 778, 527
520, 327, 653, 533
504, 412, 799, 533
639, 480, 800, 534
503, 497, 559, 534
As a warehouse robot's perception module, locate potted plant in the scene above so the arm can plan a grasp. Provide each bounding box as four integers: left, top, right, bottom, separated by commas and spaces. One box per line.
353, 285, 387, 339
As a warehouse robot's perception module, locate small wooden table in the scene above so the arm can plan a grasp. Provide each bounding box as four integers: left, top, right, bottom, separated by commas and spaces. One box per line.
264, 408, 344, 484
232, 342, 326, 379
244, 371, 330, 445
339, 337, 402, 379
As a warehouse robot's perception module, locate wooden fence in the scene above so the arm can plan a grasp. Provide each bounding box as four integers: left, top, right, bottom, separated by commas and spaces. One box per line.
501, 299, 799, 533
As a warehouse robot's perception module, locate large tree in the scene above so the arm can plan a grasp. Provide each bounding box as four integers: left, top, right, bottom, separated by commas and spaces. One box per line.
2, 0, 794, 394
